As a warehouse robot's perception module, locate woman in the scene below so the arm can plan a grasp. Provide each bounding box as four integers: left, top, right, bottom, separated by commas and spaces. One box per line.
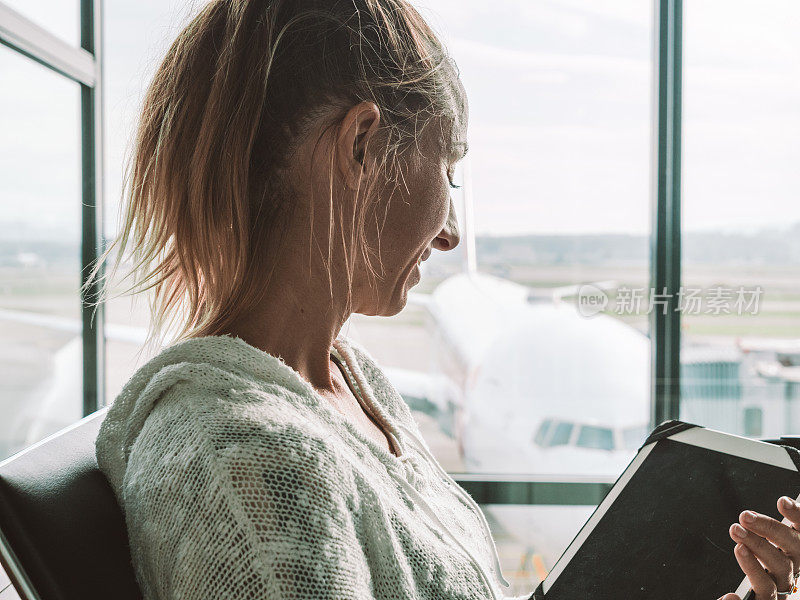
86, 1, 800, 598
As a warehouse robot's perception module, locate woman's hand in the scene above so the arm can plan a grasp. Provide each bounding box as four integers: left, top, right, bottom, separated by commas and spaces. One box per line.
716, 496, 800, 600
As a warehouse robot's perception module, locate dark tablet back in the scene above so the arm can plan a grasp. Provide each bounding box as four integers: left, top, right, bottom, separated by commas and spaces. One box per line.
533, 423, 800, 600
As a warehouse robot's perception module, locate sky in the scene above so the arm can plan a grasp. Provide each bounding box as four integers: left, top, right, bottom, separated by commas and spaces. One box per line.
1, 0, 798, 240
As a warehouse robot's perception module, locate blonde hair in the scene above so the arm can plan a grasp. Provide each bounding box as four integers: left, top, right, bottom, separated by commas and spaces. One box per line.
83, 0, 465, 355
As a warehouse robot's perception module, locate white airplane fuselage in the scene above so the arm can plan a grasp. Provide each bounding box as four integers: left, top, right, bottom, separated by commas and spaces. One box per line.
415, 271, 651, 568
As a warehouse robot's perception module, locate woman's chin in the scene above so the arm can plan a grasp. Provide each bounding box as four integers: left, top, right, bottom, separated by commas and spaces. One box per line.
387, 279, 417, 316
366, 266, 420, 317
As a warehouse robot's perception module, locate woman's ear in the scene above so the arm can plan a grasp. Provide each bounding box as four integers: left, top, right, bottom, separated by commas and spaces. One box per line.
336, 101, 380, 190
353, 133, 365, 166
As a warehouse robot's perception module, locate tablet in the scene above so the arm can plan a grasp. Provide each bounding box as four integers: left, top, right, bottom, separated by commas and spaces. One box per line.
531, 420, 800, 600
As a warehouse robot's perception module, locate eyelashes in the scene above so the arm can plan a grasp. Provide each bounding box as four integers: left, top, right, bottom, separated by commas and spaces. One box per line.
447, 167, 461, 189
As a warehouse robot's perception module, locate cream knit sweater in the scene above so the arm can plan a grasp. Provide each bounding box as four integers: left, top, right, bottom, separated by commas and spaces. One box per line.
96, 333, 533, 600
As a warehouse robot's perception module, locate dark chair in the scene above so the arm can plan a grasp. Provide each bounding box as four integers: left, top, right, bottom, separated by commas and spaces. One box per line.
0, 407, 142, 600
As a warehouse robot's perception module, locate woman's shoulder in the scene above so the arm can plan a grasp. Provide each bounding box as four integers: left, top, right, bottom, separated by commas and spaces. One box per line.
110, 380, 365, 600
119, 383, 358, 504
151, 378, 349, 459
98, 370, 355, 499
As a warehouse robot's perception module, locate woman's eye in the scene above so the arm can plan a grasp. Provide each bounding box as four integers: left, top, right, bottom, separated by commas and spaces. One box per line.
447, 170, 461, 189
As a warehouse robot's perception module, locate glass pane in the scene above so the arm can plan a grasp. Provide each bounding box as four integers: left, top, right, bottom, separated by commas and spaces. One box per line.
104, 0, 200, 239
103, 0, 202, 403
682, 1, 800, 438
575, 425, 614, 451
532, 418, 553, 446
547, 422, 574, 447
622, 424, 648, 450
349, 0, 653, 479
3, 1, 80, 46
0, 46, 82, 460
0, 561, 21, 599
485, 502, 596, 592
347, 4, 653, 587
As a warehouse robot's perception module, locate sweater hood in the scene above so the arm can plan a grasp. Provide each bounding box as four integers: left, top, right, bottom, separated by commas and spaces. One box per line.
95, 333, 351, 495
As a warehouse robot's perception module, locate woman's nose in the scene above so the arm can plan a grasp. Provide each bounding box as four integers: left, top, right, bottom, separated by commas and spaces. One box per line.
433, 201, 460, 252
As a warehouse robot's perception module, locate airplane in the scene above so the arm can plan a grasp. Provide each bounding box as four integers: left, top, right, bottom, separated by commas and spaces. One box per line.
408, 271, 650, 477
403, 154, 651, 480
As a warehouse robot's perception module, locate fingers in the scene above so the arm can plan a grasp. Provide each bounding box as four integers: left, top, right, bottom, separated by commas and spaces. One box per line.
739, 506, 800, 566
733, 543, 778, 600
777, 496, 800, 536
717, 595, 741, 600
730, 522, 794, 587
739, 502, 800, 572
728, 500, 800, 600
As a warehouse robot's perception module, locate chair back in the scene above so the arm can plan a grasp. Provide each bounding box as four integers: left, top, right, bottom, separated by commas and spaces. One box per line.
0, 407, 141, 600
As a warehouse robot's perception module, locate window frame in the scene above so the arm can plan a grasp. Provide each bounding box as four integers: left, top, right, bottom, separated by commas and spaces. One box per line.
0, 0, 106, 418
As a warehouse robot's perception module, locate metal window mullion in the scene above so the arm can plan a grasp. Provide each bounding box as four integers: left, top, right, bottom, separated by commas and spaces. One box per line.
452, 477, 614, 506
0, 2, 96, 86
80, 0, 105, 416
650, 0, 683, 429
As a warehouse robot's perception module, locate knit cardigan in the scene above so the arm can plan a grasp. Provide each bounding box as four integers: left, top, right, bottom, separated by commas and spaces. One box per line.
96, 332, 533, 600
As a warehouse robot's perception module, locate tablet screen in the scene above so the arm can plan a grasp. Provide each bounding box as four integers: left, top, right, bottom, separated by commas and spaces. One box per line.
541, 437, 800, 599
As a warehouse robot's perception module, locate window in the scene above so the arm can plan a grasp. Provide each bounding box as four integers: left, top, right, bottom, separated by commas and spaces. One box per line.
547, 421, 574, 447
533, 419, 553, 446
350, 3, 652, 589
2, 1, 79, 45
680, 1, 800, 439
576, 425, 615, 451
102, 1, 200, 403
743, 407, 763, 438
622, 425, 649, 450
0, 44, 82, 461
354, 0, 652, 477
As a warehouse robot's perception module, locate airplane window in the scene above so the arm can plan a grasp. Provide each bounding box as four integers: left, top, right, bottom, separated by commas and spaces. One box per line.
576, 425, 614, 451
401, 394, 438, 417
622, 425, 649, 450
546, 422, 573, 447
533, 419, 553, 446
743, 407, 763, 437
